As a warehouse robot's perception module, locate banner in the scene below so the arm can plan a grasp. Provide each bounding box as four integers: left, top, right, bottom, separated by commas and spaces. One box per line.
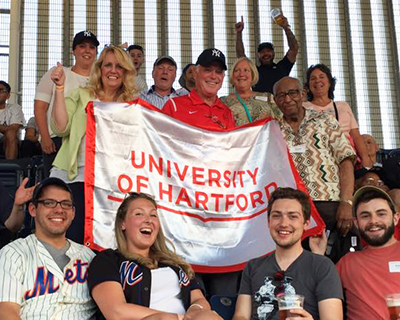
84, 100, 324, 272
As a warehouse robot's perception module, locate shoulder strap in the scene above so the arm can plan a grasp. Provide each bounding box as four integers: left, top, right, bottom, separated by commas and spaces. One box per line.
235, 92, 253, 123
333, 101, 339, 121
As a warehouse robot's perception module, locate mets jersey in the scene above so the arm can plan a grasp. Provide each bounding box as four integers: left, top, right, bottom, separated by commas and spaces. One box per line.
0, 234, 96, 320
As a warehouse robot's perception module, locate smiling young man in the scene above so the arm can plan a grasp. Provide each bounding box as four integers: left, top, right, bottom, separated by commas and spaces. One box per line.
0, 177, 96, 320
337, 186, 400, 320
34, 30, 99, 177
233, 188, 343, 320
162, 48, 235, 130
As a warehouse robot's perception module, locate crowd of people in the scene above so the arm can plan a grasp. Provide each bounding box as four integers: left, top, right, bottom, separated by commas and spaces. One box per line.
0, 12, 400, 320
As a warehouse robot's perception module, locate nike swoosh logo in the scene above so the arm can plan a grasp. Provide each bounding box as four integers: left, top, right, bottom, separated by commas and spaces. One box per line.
189, 111, 198, 114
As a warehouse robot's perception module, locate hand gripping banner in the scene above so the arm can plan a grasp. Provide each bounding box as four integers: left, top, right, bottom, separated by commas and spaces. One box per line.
84, 100, 324, 272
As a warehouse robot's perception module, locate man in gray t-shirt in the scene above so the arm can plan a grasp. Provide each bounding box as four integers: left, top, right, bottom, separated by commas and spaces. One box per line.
233, 188, 343, 320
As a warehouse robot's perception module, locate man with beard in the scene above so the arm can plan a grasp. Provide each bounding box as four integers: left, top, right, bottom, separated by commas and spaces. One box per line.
235, 15, 298, 94
337, 186, 400, 320
233, 188, 343, 320
0, 178, 96, 319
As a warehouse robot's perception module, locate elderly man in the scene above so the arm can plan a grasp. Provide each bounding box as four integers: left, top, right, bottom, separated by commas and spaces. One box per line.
233, 188, 343, 320
273, 76, 357, 262
140, 56, 186, 109
0, 80, 26, 159
235, 14, 298, 94
162, 48, 235, 130
34, 30, 99, 177
337, 186, 400, 320
0, 177, 96, 319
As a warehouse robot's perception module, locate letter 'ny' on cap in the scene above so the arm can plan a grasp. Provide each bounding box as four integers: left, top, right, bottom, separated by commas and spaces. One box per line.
72, 30, 100, 50
196, 48, 227, 70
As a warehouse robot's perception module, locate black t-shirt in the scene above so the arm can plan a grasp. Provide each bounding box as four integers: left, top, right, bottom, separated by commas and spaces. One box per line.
239, 250, 343, 320
253, 55, 295, 94
0, 181, 13, 226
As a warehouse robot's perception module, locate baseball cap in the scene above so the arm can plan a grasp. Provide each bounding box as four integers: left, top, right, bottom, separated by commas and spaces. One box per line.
32, 178, 74, 204
153, 56, 177, 68
354, 165, 384, 181
178, 63, 195, 88
258, 42, 274, 52
72, 31, 100, 50
127, 44, 144, 53
352, 185, 396, 217
195, 48, 227, 70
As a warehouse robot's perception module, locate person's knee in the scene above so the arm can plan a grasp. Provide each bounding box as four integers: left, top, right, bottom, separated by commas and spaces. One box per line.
4, 129, 18, 143
191, 310, 223, 320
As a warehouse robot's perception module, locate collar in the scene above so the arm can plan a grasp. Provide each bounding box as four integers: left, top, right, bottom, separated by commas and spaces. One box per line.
147, 85, 176, 96
188, 89, 223, 108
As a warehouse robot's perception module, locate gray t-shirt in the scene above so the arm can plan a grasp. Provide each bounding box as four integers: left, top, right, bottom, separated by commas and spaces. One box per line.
239, 250, 343, 320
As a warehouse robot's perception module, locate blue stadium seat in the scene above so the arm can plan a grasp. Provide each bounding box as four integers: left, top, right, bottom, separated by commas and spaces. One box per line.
210, 295, 237, 320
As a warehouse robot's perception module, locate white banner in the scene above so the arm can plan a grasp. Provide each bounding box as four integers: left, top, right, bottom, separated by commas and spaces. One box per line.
84, 100, 324, 272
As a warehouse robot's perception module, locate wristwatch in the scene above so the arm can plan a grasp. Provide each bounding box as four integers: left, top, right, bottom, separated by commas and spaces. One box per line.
341, 199, 353, 206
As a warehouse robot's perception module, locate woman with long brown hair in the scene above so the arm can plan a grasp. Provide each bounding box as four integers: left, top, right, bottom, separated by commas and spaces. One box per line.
88, 193, 222, 320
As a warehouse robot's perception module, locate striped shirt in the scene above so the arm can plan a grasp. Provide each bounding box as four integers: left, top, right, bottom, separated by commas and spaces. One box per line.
140, 85, 188, 109
0, 234, 96, 320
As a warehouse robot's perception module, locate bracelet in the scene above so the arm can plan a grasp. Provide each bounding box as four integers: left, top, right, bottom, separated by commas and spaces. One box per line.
188, 303, 204, 310
340, 199, 353, 206
56, 85, 64, 91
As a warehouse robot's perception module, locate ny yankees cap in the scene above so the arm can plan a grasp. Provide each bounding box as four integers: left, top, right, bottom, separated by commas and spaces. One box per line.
72, 30, 100, 50
352, 186, 396, 217
153, 56, 177, 68
258, 42, 274, 52
196, 48, 227, 70
32, 178, 74, 203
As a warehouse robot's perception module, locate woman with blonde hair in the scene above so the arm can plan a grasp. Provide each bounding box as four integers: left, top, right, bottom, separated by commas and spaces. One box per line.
221, 57, 280, 126
49, 45, 137, 244
88, 192, 222, 320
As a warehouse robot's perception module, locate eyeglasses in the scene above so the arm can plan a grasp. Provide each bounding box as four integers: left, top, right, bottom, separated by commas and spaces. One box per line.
0, 89, 8, 93
364, 177, 385, 187
275, 89, 300, 102
274, 270, 293, 298
36, 199, 74, 209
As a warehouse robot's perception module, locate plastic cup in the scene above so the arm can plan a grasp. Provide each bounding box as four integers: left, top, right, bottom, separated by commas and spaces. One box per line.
386, 294, 400, 320
277, 294, 304, 320
271, 8, 284, 25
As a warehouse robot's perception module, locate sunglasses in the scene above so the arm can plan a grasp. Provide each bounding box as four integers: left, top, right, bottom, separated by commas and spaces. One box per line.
274, 270, 294, 298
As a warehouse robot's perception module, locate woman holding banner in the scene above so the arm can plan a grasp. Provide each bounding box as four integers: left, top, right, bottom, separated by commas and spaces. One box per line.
221, 57, 280, 126
88, 192, 221, 320
49, 45, 137, 244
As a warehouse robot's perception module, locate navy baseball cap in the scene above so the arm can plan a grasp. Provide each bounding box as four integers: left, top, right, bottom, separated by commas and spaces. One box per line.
32, 178, 74, 204
72, 31, 100, 50
127, 44, 144, 53
196, 48, 227, 70
258, 42, 274, 52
